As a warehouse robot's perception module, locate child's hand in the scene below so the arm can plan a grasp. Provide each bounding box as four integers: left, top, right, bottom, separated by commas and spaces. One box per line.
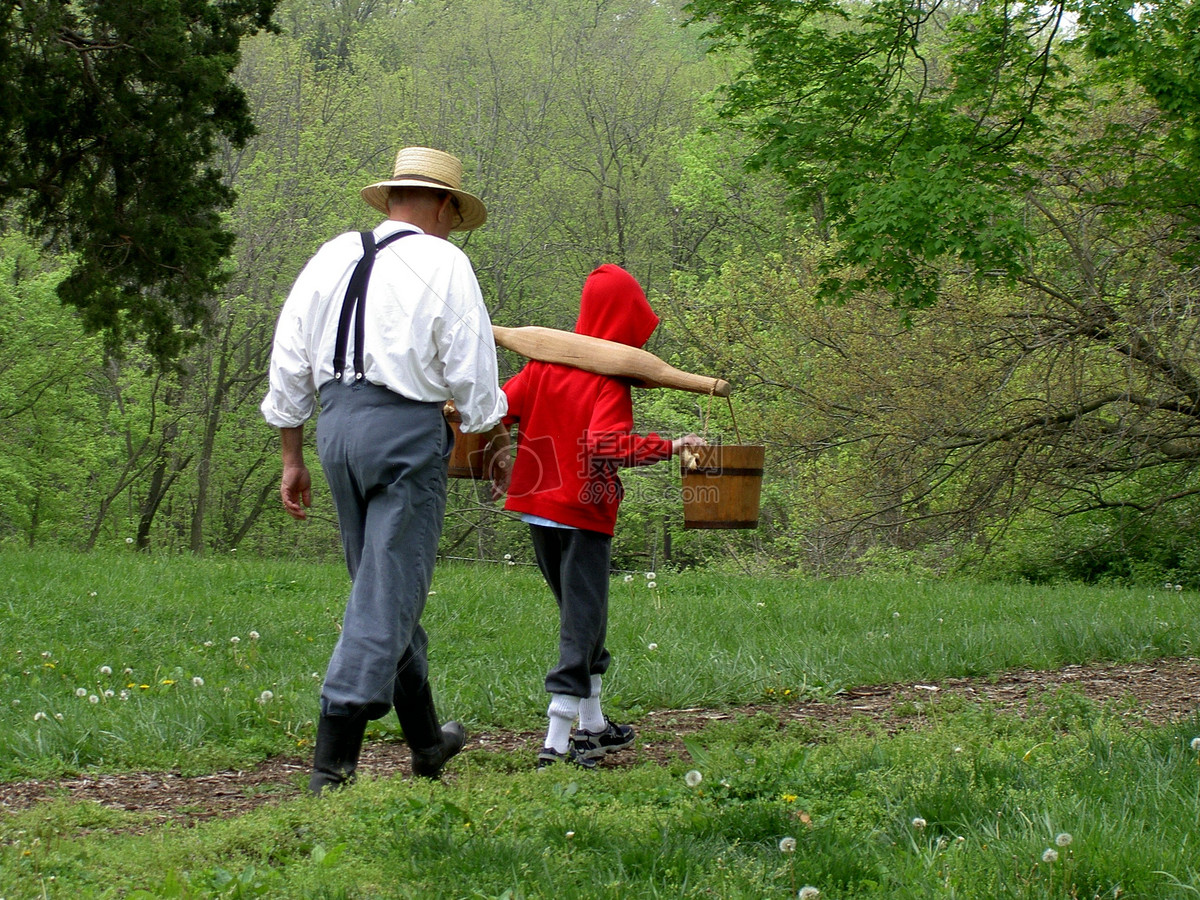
671, 433, 707, 455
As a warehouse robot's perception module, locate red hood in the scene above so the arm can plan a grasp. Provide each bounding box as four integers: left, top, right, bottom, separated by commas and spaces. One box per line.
573, 264, 658, 348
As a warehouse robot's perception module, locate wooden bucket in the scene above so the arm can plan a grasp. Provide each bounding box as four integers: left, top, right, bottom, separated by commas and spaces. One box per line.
444, 408, 488, 479
680, 444, 764, 529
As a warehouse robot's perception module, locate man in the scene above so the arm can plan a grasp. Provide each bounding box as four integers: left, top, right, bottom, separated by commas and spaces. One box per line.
261, 146, 510, 794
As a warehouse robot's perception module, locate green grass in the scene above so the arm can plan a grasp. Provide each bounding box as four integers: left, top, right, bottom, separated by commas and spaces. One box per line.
2, 549, 1200, 898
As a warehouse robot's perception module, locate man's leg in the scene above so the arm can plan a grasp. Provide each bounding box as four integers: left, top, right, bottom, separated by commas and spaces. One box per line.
392, 629, 466, 778
311, 384, 451, 789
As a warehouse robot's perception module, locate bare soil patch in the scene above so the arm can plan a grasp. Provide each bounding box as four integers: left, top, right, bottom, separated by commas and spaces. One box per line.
3, 657, 1197, 826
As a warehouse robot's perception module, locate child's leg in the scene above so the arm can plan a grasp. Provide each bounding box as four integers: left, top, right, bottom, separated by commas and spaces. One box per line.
579, 674, 605, 732
545, 692, 581, 753
530, 526, 613, 762
530, 526, 612, 699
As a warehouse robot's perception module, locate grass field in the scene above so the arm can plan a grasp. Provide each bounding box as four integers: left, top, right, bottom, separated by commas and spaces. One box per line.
2, 549, 1199, 898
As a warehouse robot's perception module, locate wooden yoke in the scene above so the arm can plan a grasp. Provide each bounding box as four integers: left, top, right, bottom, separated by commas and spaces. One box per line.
491, 325, 732, 398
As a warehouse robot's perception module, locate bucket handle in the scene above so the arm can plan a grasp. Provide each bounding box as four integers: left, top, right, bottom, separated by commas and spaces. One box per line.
701, 381, 742, 445
684, 383, 743, 472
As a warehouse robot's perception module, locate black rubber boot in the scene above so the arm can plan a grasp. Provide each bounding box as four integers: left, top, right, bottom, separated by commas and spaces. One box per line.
309, 712, 369, 796
395, 680, 466, 779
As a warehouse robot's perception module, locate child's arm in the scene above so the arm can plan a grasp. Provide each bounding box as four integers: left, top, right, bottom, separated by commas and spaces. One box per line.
585, 380, 675, 467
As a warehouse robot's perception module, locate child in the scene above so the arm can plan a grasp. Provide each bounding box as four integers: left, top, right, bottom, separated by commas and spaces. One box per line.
500, 264, 704, 767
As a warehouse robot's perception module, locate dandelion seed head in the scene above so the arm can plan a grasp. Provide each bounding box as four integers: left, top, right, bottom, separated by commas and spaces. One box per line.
798, 887, 821, 900
623, 574, 633, 583
203, 641, 213, 648
648, 642, 658, 651
1176, 584, 1184, 591
1191, 736, 1200, 751
647, 581, 657, 590
249, 631, 260, 640
1055, 832, 1073, 847
75, 688, 87, 698
893, 611, 900, 618
779, 836, 797, 853
54, 713, 63, 721
103, 690, 113, 698
34, 711, 47, 721
685, 769, 702, 787
258, 690, 274, 703
124, 668, 133, 675
192, 676, 204, 687
504, 554, 512, 561
645, 572, 656, 580
1042, 848, 1059, 863
99, 665, 112, 676
88, 694, 99, 704
125, 537, 134, 544
911, 817, 927, 829
230, 636, 240, 644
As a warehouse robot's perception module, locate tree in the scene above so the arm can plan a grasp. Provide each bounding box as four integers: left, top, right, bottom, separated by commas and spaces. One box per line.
683, 0, 1199, 308
0, 0, 279, 364
675, 0, 1200, 573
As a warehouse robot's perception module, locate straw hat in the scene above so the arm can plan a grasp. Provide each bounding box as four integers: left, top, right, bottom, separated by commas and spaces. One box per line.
361, 146, 487, 231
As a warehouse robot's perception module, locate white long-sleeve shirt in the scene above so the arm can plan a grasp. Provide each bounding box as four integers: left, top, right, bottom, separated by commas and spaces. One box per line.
261, 220, 508, 432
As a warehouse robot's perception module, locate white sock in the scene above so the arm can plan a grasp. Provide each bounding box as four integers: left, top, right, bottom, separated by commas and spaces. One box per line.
578, 675, 605, 733
545, 693, 581, 753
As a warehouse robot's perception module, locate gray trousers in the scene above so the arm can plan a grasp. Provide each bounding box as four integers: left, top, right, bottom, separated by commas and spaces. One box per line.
315, 380, 450, 719
529, 524, 613, 697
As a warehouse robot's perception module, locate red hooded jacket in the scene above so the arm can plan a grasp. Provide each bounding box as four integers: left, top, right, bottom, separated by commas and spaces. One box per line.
502, 265, 673, 535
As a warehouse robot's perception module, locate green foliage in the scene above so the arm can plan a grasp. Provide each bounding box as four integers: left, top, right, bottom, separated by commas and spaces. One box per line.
1080, 0, 1200, 263
0, 0, 279, 363
0, 233, 107, 546
684, 0, 1077, 308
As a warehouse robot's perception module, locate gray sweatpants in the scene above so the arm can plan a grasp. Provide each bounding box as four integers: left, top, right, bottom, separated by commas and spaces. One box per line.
315, 379, 450, 719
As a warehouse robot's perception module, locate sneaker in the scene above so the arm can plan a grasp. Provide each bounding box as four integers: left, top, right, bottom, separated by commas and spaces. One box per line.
571, 719, 636, 760
536, 746, 597, 770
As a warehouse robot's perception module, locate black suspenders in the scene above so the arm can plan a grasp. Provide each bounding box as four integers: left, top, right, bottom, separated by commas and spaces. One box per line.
332, 229, 415, 383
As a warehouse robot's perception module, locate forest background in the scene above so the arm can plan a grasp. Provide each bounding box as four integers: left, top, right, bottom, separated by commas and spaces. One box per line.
1, 0, 1198, 586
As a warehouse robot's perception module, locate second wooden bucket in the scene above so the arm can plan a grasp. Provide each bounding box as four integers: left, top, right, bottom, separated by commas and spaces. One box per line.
444, 408, 488, 479
680, 444, 765, 529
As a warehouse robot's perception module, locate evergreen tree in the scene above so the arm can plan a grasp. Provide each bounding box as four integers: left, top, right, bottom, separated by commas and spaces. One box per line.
0, 0, 278, 364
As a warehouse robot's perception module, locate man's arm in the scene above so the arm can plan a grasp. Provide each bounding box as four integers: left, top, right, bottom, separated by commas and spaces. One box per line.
279, 425, 312, 520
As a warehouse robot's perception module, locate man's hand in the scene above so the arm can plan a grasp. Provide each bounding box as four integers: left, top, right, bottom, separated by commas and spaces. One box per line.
482, 423, 512, 502
279, 425, 312, 520
281, 463, 312, 520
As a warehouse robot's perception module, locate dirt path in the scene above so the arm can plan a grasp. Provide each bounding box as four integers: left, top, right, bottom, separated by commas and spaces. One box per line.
3, 657, 1197, 826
